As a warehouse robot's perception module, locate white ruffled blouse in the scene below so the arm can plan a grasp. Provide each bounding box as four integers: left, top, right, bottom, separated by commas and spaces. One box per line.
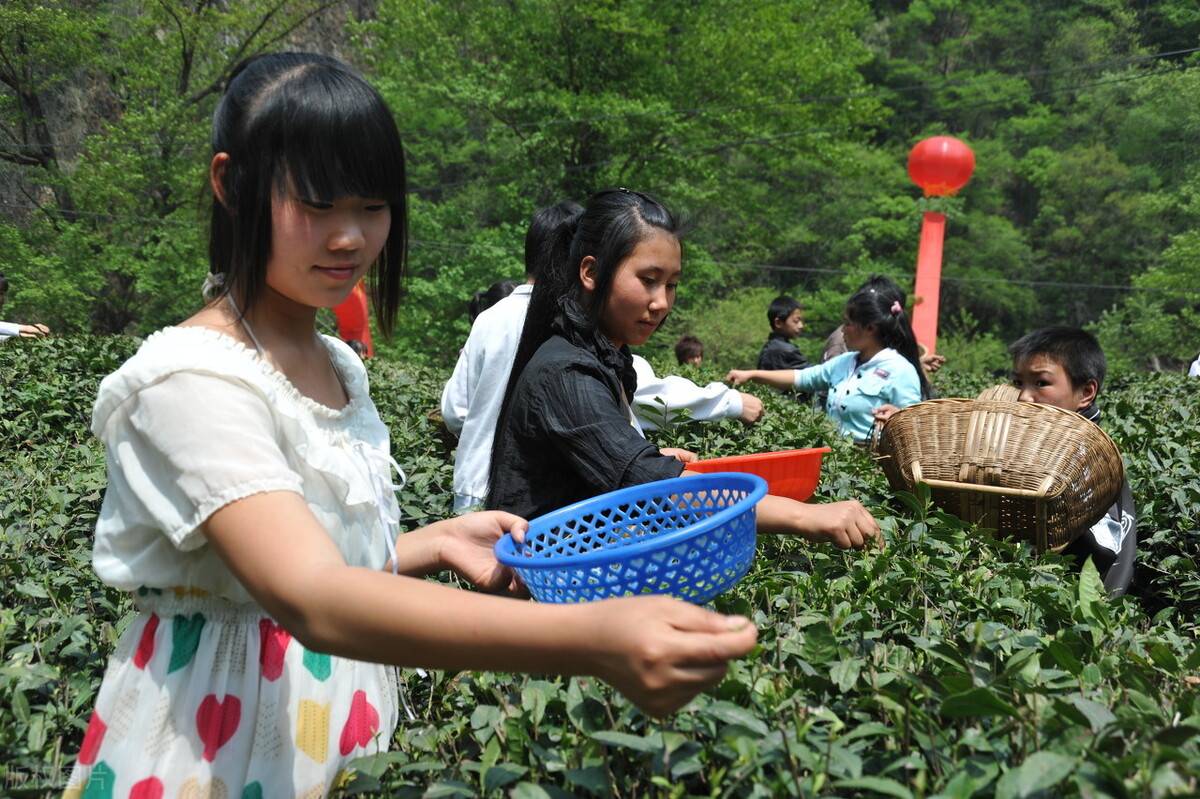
90, 326, 403, 603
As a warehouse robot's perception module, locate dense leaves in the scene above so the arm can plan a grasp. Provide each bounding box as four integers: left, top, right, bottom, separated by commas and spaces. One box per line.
4, 1, 1200, 370
2, 337, 1198, 796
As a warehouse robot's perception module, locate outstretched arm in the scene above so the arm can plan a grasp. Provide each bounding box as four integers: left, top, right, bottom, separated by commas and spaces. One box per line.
754, 494, 881, 549
679, 471, 881, 550
725, 368, 796, 391
632, 355, 759, 426
203, 492, 757, 717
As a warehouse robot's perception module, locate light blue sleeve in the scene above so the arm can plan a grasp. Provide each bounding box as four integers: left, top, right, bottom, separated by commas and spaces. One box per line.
794, 352, 850, 393
888, 360, 923, 408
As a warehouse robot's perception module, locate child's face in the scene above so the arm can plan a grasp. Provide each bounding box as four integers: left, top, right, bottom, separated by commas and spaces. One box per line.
585, 230, 681, 348
774, 309, 804, 338
1011, 354, 1096, 411
840, 313, 876, 353
685, 354, 702, 366
265, 186, 391, 310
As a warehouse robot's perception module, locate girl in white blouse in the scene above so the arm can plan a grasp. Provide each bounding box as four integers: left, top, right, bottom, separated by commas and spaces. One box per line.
62, 53, 756, 799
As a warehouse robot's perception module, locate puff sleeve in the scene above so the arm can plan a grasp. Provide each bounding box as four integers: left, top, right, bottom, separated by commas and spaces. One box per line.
96, 371, 305, 551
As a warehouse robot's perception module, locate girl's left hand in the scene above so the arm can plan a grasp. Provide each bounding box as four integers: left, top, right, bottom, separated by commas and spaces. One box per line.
440, 512, 530, 596
660, 447, 698, 464
872, 403, 900, 423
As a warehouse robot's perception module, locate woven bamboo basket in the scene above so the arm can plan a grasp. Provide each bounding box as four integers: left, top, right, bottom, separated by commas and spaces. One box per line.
876, 385, 1124, 551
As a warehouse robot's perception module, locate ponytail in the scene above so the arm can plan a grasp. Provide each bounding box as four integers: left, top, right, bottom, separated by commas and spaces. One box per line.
484, 203, 583, 508
845, 276, 931, 399
509, 209, 584, 393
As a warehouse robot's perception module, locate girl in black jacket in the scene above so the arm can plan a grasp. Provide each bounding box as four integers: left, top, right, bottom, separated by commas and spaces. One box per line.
488, 189, 880, 549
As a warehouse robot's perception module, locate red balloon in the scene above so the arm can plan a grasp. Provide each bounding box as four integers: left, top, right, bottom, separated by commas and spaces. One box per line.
908, 136, 975, 196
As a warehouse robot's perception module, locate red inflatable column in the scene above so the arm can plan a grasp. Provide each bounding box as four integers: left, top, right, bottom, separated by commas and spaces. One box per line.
333, 281, 374, 357
907, 136, 975, 354
912, 211, 946, 354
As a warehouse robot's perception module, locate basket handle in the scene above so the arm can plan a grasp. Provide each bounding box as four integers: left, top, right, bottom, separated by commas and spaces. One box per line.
919, 477, 1050, 498
959, 401, 1015, 485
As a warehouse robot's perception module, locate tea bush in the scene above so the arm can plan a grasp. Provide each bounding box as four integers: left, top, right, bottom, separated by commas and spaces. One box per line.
1, 337, 1197, 797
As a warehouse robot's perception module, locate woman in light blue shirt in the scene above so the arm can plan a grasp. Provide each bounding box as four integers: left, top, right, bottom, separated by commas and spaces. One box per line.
728, 277, 930, 441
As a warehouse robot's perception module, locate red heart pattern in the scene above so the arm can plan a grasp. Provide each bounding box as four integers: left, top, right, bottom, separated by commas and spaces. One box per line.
195, 694, 241, 762
339, 690, 380, 756
129, 777, 164, 799
134, 614, 159, 670
258, 618, 291, 682
79, 710, 106, 765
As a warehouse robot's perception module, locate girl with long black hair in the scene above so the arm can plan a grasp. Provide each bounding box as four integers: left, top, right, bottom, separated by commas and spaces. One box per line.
64, 60, 756, 796
488, 189, 880, 549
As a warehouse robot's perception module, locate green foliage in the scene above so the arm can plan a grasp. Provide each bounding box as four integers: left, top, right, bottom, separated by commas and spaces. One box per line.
4, 337, 1199, 796
0, 336, 139, 790
653, 287, 783, 371
5, 1, 1200, 368
0, 1, 354, 334
936, 309, 1011, 380
357, 0, 881, 361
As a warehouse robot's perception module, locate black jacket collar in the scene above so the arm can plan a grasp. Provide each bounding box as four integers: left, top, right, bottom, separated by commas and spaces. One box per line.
550, 296, 637, 402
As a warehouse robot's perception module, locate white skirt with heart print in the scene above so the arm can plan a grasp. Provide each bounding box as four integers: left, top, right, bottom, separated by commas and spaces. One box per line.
61, 592, 401, 799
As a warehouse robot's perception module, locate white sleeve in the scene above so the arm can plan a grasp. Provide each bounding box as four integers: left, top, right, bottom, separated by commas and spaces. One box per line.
631, 355, 742, 431
440, 339, 475, 436
99, 371, 304, 551
0, 321, 21, 339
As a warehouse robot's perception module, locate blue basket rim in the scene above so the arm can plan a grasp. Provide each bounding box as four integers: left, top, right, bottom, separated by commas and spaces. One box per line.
494, 472, 767, 569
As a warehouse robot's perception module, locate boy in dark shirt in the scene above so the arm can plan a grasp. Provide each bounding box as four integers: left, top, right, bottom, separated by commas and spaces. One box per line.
1010, 327, 1137, 597
757, 295, 810, 370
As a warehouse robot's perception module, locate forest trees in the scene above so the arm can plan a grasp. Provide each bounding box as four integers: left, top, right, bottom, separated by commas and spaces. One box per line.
0, 0, 352, 333
357, 0, 883, 357
1, 0, 1198, 370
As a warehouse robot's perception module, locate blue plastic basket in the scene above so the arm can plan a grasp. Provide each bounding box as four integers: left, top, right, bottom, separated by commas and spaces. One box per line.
495, 473, 768, 604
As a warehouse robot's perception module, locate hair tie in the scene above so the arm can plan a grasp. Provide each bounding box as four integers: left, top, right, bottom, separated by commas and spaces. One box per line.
890, 300, 902, 316
202, 272, 226, 302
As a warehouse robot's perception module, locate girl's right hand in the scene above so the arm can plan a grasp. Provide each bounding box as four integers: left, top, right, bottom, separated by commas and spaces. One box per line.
586, 596, 757, 717
19, 323, 50, 338
438, 511, 530, 596
726, 369, 755, 386
737, 392, 765, 424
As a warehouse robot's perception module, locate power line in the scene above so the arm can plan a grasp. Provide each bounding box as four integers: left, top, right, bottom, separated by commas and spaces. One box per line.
712, 261, 1199, 296
0, 201, 198, 226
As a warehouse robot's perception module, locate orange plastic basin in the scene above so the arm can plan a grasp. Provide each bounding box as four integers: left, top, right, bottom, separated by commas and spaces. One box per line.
688, 447, 831, 502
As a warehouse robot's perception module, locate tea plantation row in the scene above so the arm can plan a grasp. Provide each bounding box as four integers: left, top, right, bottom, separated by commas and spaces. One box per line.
1, 336, 1198, 797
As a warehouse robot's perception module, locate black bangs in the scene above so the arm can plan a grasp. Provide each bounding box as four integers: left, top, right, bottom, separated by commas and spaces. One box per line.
255, 66, 407, 204
208, 52, 408, 337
